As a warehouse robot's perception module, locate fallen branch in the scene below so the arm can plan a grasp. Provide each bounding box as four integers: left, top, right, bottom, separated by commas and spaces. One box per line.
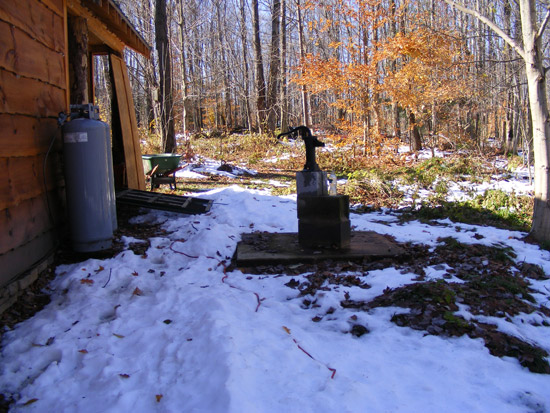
169, 240, 199, 258
283, 326, 336, 379
102, 269, 112, 288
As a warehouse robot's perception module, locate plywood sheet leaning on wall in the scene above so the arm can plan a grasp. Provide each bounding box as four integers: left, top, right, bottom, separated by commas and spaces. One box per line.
110, 54, 146, 190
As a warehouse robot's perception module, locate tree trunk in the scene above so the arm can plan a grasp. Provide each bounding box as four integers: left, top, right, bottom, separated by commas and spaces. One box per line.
68, 16, 89, 105
177, 0, 190, 135
266, 0, 281, 133
252, 0, 267, 134
155, 0, 176, 152
216, 2, 232, 130
409, 111, 422, 151
297, 0, 310, 127
442, 0, 550, 242
522, 0, 550, 241
279, 0, 288, 133
239, 0, 253, 131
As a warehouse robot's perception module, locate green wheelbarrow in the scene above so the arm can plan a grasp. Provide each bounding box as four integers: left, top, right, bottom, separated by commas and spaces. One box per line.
142, 154, 183, 190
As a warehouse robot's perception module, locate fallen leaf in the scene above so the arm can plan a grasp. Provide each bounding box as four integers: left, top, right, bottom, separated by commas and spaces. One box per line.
95, 266, 104, 273
282, 326, 291, 334
163, 319, 172, 324
132, 287, 143, 296
113, 333, 125, 339
23, 398, 38, 406
119, 374, 130, 379
156, 394, 163, 402
80, 279, 94, 285
45, 337, 55, 346
78, 349, 88, 354
132, 271, 139, 277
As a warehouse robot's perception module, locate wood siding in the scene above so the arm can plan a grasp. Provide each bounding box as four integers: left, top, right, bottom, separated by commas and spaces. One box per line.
0, 0, 67, 288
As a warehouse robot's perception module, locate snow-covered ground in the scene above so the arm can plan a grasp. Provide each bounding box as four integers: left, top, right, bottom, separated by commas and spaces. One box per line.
175, 157, 258, 180
1, 155, 550, 412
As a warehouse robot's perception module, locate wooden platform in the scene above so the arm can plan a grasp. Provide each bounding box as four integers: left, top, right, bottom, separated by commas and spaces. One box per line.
116, 189, 212, 215
234, 231, 405, 267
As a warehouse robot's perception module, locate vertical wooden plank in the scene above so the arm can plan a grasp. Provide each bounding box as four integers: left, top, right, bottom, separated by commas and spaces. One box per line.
110, 54, 145, 190
63, 0, 70, 113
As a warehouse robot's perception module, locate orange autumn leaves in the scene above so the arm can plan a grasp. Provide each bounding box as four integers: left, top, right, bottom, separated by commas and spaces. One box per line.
295, 0, 473, 147
380, 28, 470, 113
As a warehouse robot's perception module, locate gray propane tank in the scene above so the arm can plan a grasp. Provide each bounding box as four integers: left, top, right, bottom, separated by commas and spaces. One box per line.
62, 104, 117, 252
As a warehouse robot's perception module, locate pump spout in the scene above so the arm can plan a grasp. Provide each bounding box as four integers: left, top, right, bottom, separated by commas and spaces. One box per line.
277, 126, 324, 172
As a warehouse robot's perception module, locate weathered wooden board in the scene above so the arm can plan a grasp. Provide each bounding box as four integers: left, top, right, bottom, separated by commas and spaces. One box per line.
0, 21, 66, 88
0, 193, 57, 255
67, 0, 125, 54
0, 229, 57, 290
110, 54, 146, 190
0, 155, 61, 211
0, 0, 65, 53
0, 115, 60, 157
0, 69, 66, 118
40, 0, 63, 16
235, 231, 405, 267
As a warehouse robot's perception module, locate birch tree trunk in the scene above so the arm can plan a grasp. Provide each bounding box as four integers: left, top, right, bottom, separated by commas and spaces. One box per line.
522, 1, 550, 241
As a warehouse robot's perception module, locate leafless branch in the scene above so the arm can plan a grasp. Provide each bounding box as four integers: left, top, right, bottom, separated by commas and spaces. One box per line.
441, 0, 526, 61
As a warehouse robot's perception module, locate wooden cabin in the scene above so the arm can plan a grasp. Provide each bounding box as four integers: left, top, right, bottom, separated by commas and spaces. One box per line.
0, 0, 149, 313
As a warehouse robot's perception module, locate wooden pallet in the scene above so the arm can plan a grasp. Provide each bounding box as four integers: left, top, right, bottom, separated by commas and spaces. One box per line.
116, 189, 212, 215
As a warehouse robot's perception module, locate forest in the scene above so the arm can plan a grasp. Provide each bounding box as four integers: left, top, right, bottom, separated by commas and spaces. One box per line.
95, 0, 528, 154
91, 0, 550, 241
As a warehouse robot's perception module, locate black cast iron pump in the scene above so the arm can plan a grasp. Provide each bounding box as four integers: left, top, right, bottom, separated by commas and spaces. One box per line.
277, 126, 325, 172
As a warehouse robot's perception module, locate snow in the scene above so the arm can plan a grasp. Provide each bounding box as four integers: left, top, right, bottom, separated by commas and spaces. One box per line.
175, 158, 257, 180
2, 167, 550, 412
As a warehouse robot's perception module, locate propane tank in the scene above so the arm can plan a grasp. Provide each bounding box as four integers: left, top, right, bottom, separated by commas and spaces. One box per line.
62, 104, 117, 252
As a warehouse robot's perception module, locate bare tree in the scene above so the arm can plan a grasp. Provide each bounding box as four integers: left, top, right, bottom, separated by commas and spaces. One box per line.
266, 0, 281, 132
239, 0, 253, 131
279, 0, 289, 133
296, 0, 311, 127
252, 0, 267, 133
443, 0, 550, 242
